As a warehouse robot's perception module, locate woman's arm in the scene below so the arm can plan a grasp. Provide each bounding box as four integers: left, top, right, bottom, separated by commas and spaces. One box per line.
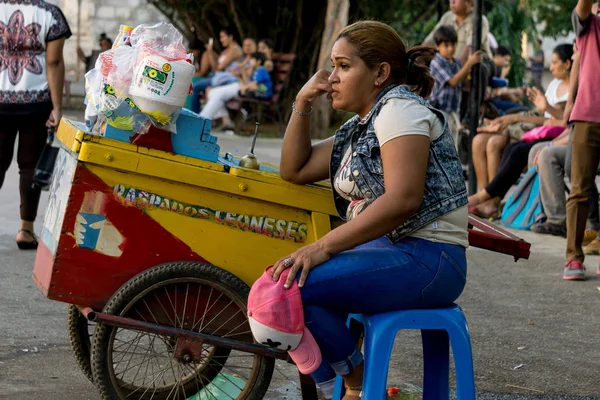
318, 135, 430, 254
552, 128, 570, 146
564, 54, 580, 125
76, 47, 87, 63
216, 47, 243, 71
46, 38, 66, 127
544, 118, 567, 127
513, 114, 547, 126
279, 99, 333, 184
280, 70, 334, 184
540, 104, 565, 120
529, 86, 567, 120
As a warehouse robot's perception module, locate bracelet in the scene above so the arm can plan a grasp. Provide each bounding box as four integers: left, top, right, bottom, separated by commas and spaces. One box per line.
292, 102, 313, 117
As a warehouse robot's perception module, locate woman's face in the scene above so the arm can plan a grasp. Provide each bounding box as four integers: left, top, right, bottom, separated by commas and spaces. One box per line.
243, 39, 257, 56
549, 52, 571, 80
220, 31, 232, 47
328, 38, 380, 117
258, 41, 272, 57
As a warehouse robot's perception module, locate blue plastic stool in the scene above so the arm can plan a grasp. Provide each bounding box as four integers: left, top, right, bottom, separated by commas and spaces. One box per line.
332, 304, 475, 400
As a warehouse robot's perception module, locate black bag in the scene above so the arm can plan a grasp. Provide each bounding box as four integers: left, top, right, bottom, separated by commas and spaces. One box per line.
33, 128, 59, 190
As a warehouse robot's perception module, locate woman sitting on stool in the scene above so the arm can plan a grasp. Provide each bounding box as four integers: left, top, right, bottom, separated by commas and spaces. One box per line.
251, 21, 469, 399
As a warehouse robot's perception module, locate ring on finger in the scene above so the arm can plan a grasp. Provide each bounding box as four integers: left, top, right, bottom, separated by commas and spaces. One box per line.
283, 257, 293, 267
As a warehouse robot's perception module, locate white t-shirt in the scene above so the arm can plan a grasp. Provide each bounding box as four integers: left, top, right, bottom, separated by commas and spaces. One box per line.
0, 0, 71, 114
544, 78, 569, 118
333, 98, 469, 248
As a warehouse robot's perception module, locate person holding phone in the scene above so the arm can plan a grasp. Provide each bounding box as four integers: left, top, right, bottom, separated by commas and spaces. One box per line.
190, 27, 243, 113
0, 0, 71, 249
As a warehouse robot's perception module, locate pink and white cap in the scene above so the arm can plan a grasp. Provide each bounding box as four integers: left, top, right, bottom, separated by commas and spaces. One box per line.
247, 268, 322, 374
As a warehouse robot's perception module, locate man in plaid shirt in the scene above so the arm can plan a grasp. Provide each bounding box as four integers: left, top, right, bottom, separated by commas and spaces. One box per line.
429, 26, 482, 149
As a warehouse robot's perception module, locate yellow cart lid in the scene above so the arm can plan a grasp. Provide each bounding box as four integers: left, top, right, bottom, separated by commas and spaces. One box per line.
56, 119, 339, 216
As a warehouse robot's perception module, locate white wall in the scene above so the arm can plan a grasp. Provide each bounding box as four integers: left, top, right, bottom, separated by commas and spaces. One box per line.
49, 0, 165, 80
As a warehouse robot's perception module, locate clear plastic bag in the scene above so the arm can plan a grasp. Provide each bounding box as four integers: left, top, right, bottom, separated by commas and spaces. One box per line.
129, 21, 188, 61
83, 21, 194, 135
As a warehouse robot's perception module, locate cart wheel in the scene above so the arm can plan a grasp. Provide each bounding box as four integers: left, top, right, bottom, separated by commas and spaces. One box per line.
67, 304, 95, 383
92, 261, 274, 400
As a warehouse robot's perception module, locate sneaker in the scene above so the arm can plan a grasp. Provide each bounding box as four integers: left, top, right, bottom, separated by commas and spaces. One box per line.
563, 260, 586, 281
530, 222, 566, 237
582, 229, 598, 246
584, 239, 600, 255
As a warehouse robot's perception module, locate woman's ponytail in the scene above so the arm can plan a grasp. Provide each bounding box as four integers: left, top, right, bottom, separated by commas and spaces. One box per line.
405, 46, 435, 98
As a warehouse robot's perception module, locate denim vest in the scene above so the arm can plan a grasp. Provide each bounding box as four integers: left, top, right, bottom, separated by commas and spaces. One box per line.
329, 85, 467, 242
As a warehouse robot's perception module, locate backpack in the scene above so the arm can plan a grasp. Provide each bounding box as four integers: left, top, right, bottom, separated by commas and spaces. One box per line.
501, 166, 544, 230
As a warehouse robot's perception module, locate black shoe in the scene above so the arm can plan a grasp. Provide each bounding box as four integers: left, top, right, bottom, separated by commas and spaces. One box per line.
530, 222, 566, 238
16, 229, 38, 250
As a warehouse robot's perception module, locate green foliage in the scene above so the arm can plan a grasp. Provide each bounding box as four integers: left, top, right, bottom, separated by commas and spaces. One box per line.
350, 0, 444, 46
354, 0, 541, 87
147, 0, 327, 122
527, 0, 576, 38
148, 0, 573, 129
484, 0, 536, 87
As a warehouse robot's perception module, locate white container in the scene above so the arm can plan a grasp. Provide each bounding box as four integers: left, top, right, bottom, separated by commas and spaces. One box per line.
129, 53, 194, 111
129, 96, 177, 116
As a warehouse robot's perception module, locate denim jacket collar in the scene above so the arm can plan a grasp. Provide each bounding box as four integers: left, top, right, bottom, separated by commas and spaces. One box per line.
329, 84, 467, 242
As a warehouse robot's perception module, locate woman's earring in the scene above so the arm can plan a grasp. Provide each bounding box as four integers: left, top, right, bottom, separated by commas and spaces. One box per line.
375, 82, 381, 88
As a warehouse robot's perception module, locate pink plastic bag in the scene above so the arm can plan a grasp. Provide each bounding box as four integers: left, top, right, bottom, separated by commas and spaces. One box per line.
520, 125, 565, 142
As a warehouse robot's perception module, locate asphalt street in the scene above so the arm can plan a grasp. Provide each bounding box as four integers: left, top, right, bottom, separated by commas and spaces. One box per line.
0, 111, 598, 399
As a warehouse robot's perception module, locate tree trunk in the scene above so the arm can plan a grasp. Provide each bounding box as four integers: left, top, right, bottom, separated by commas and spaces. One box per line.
311, 0, 349, 138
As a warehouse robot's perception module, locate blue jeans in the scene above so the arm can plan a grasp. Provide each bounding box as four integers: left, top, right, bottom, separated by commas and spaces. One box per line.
299, 236, 467, 385
191, 77, 212, 113
490, 97, 528, 114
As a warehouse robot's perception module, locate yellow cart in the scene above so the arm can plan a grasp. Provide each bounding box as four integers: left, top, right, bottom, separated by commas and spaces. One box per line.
33, 118, 529, 400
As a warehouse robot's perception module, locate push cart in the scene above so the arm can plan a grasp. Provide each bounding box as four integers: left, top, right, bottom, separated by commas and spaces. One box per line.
33, 118, 530, 400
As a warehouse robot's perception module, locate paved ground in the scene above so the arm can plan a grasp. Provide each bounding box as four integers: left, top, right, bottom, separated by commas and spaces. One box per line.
0, 110, 598, 399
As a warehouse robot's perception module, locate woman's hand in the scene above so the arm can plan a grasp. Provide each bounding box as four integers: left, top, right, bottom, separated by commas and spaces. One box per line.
476, 115, 516, 133
296, 69, 333, 104
270, 242, 331, 289
46, 109, 61, 128
528, 87, 548, 112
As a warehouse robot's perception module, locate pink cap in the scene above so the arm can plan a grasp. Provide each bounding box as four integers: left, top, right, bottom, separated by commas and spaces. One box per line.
248, 268, 322, 374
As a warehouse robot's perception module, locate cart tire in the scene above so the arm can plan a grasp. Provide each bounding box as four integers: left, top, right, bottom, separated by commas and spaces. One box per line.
67, 304, 95, 383
91, 261, 274, 400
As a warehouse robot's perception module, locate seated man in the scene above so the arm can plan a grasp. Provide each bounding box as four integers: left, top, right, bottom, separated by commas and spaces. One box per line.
529, 131, 600, 243
200, 52, 273, 131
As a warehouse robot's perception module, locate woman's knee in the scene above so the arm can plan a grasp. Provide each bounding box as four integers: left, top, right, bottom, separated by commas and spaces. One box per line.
486, 134, 507, 153
537, 147, 554, 168
472, 134, 489, 152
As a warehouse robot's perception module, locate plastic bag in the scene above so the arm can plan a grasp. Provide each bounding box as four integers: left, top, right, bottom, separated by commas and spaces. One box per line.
83, 22, 194, 134
129, 21, 188, 61
127, 22, 194, 131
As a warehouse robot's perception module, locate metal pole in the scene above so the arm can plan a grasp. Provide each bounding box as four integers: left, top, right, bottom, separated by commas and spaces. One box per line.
76, 0, 82, 82
468, 0, 483, 195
